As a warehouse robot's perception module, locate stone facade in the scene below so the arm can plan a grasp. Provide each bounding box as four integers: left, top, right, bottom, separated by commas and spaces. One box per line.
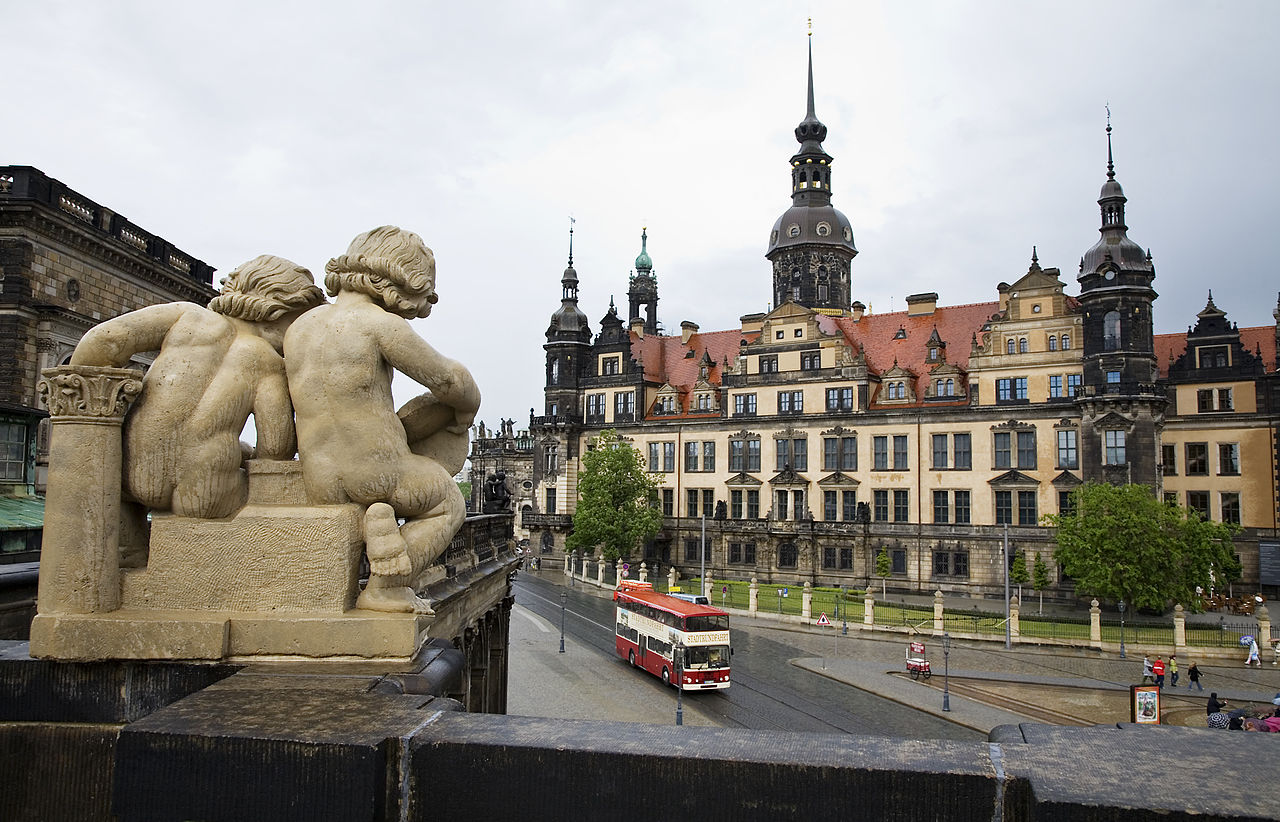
0, 166, 217, 498
526, 57, 1280, 602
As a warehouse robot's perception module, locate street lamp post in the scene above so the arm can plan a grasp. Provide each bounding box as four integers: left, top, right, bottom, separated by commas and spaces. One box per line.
942, 632, 952, 712
840, 585, 848, 636
559, 591, 567, 654
675, 644, 684, 726
1118, 599, 1127, 659
1003, 523, 1011, 650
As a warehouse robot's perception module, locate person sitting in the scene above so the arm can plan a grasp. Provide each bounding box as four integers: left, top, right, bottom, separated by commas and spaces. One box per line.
1206, 692, 1227, 715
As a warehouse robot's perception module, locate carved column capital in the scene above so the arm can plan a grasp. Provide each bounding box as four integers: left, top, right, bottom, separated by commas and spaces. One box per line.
38, 365, 142, 422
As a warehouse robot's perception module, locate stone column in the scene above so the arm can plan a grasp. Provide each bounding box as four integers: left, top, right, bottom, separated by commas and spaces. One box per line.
1173, 604, 1187, 655
34, 365, 142, 617
668, 566, 677, 591
1009, 595, 1021, 640
801, 582, 812, 620
748, 578, 758, 616
1090, 599, 1102, 648
595, 559, 605, 586
864, 591, 875, 627
639, 562, 648, 584
933, 590, 944, 636
703, 578, 713, 601
614, 559, 622, 584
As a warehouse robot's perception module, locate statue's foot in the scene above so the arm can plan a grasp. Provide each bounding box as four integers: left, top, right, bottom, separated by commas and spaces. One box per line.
357, 584, 435, 615
364, 502, 412, 576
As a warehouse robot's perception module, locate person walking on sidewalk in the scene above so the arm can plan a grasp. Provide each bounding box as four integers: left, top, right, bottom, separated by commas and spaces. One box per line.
1187, 662, 1203, 691
1142, 656, 1154, 684
1169, 655, 1179, 688
1152, 656, 1166, 688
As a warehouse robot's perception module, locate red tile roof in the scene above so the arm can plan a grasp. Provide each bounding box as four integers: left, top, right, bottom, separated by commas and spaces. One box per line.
1155, 325, 1278, 378
630, 327, 756, 396
823, 301, 1000, 377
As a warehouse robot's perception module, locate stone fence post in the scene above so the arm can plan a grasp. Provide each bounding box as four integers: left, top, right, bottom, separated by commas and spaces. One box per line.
802, 582, 812, 620
639, 562, 648, 583
864, 591, 875, 627
1090, 599, 1102, 648
615, 560, 622, 585
1009, 596, 1020, 640
1173, 604, 1187, 655
748, 578, 758, 616
668, 566, 678, 591
596, 559, 605, 586
1255, 605, 1271, 663
703, 578, 713, 601
933, 590, 944, 636
34, 365, 142, 617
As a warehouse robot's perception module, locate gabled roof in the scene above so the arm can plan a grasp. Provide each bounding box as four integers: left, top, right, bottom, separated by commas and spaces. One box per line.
631, 328, 755, 392
1154, 325, 1277, 378
820, 301, 998, 381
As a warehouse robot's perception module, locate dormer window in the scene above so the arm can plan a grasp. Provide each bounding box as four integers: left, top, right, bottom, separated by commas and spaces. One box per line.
1006, 339, 1015, 354
1018, 338, 1028, 353
788, 224, 801, 238
894, 327, 907, 340
816, 222, 831, 236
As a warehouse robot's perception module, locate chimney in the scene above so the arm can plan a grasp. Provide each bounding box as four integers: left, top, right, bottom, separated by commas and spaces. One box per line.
680, 320, 699, 345
850, 301, 865, 322
906, 292, 938, 316
996, 282, 1011, 313
629, 317, 645, 339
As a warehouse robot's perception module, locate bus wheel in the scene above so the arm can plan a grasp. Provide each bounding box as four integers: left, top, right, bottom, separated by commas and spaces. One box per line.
661, 667, 671, 685
628, 650, 636, 666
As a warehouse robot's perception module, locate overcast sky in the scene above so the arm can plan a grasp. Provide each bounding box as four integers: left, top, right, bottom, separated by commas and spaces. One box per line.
9, 1, 1278, 430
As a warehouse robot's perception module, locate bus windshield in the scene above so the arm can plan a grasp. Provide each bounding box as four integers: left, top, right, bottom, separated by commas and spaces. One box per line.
685, 614, 728, 632
685, 645, 730, 668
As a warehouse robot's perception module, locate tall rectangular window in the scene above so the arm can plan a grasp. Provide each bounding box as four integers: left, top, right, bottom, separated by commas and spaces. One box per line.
873, 489, 889, 522
778, 391, 803, 415
1049, 375, 1062, 398
1218, 443, 1240, 475
954, 433, 971, 470
1014, 378, 1027, 400
1186, 491, 1210, 520
1220, 492, 1240, 525
933, 490, 949, 523
893, 489, 910, 522
545, 488, 556, 514
1103, 430, 1126, 465
792, 489, 805, 520
734, 394, 757, 416
1197, 389, 1214, 412
893, 435, 908, 470
824, 438, 839, 471
841, 436, 857, 471
826, 387, 854, 411
1185, 442, 1208, 475
842, 490, 857, 521
1066, 374, 1082, 396
1217, 388, 1233, 411
747, 440, 761, 472
615, 391, 634, 417
1018, 490, 1037, 526
729, 441, 744, 472
994, 432, 1012, 469
1059, 490, 1075, 515
954, 490, 971, 524
662, 442, 675, 472
1017, 430, 1037, 469
685, 441, 699, 473
932, 434, 949, 469
648, 442, 660, 472
687, 489, 699, 518
997, 378, 1012, 401
702, 442, 715, 472
661, 489, 673, 516
995, 490, 1012, 525
1057, 430, 1078, 469
746, 490, 760, 519
702, 489, 714, 517
730, 489, 743, 519
1161, 443, 1177, 475
824, 490, 837, 521
873, 436, 888, 470
775, 490, 789, 521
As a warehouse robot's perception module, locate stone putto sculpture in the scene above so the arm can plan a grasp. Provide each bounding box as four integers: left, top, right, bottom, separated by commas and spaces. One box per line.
284, 226, 481, 614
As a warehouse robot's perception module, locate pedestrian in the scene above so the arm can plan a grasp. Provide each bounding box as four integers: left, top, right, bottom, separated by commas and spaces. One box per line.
1141, 656, 1153, 684
1246, 639, 1261, 668
1187, 662, 1203, 691
1206, 692, 1227, 715
1169, 654, 1179, 688
1152, 656, 1166, 688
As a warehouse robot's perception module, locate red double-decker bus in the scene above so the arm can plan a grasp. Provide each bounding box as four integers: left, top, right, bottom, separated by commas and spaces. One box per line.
613, 585, 731, 690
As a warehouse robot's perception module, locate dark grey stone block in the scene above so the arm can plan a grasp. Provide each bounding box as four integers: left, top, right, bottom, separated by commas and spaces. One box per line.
0, 722, 119, 822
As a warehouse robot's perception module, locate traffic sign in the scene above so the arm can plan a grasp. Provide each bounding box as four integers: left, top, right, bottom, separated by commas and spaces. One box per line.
816, 613, 831, 626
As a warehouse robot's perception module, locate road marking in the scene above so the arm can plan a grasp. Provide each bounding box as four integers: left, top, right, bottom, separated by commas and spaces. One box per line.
514, 603, 552, 633
519, 585, 615, 633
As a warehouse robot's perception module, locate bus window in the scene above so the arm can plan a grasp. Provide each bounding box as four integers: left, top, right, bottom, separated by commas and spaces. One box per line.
686, 614, 728, 632
686, 645, 730, 668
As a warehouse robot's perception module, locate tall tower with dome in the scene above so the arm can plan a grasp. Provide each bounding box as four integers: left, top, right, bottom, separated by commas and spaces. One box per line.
765, 37, 858, 314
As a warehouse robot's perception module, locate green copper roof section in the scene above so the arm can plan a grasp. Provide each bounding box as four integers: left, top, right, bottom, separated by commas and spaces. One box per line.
634, 228, 653, 274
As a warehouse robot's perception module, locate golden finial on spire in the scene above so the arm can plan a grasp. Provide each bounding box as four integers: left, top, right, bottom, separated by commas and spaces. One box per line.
808, 17, 813, 37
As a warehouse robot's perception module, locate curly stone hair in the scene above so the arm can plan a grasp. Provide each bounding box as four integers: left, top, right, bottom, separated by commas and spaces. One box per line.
323, 226, 437, 319
208, 255, 325, 321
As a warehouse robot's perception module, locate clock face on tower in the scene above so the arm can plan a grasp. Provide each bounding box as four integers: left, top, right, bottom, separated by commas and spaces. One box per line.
1104, 270, 1115, 281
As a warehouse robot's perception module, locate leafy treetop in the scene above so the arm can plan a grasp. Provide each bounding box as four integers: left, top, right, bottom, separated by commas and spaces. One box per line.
566, 430, 663, 562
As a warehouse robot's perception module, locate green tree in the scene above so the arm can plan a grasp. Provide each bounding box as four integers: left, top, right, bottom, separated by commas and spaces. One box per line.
1045, 482, 1241, 612
1029, 550, 1049, 614
1009, 550, 1029, 602
566, 430, 663, 562
875, 546, 892, 598
456, 480, 471, 505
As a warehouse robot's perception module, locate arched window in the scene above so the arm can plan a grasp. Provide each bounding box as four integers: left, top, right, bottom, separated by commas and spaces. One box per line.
1061, 334, 1071, 350
1103, 311, 1121, 351
1006, 339, 1015, 354
541, 531, 555, 554
549, 358, 559, 385
1018, 338, 1028, 353
1048, 335, 1058, 351
886, 383, 897, 399
946, 378, 954, 395
778, 542, 798, 568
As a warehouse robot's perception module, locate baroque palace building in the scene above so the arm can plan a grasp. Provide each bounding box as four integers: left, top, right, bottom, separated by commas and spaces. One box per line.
526, 51, 1280, 602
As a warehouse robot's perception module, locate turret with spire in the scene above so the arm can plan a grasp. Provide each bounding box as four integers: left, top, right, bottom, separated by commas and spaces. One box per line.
766, 25, 857, 315
627, 228, 659, 334
544, 218, 592, 420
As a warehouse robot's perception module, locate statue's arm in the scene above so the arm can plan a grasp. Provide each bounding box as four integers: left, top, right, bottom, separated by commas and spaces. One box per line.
70, 303, 197, 366
377, 316, 481, 422
252, 366, 297, 460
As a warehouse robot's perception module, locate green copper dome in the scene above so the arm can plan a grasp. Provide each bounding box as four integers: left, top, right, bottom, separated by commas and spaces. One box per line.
634, 228, 653, 273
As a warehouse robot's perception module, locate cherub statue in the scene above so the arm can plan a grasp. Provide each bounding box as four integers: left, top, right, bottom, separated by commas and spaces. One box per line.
70, 255, 324, 519
284, 226, 481, 614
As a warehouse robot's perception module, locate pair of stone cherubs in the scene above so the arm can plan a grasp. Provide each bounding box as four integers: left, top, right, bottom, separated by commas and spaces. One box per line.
71, 227, 480, 614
